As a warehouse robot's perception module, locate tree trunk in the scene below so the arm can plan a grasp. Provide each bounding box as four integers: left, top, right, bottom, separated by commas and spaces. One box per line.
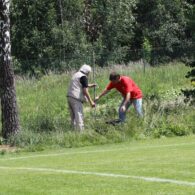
0, 0, 19, 139
83, 0, 96, 42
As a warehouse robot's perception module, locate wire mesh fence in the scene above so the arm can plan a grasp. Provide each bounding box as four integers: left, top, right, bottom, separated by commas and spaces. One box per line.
12, 42, 195, 75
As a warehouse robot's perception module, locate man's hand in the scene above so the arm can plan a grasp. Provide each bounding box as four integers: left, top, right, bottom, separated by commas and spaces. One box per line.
120, 105, 126, 112
89, 83, 98, 88
94, 89, 109, 102
95, 96, 100, 102
91, 101, 96, 108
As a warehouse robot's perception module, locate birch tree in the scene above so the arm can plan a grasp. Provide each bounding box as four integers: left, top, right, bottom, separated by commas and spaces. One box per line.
0, 0, 19, 139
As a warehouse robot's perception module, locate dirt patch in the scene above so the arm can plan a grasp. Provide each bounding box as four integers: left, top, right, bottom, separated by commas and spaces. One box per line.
0, 145, 17, 152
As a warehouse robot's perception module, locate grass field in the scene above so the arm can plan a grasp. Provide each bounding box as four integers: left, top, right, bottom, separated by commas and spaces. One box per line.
0, 135, 195, 195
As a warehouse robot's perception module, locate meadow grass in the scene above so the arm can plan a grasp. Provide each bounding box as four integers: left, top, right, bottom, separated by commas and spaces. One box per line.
0, 136, 195, 194
1, 62, 194, 149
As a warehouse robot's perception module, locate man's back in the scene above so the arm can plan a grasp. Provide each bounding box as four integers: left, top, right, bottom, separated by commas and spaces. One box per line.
106, 76, 142, 99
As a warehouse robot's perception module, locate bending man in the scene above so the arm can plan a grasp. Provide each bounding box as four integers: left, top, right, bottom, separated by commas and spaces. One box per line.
95, 72, 143, 122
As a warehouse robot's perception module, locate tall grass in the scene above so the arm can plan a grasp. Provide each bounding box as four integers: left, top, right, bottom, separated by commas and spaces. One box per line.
1, 62, 194, 150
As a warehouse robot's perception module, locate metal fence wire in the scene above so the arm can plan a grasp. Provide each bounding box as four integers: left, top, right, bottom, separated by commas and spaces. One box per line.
13, 43, 195, 75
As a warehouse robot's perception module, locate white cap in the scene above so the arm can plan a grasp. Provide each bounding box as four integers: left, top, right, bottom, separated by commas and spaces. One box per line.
79, 64, 92, 74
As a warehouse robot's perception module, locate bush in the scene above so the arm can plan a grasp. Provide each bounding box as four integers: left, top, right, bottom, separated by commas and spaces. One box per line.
153, 123, 191, 138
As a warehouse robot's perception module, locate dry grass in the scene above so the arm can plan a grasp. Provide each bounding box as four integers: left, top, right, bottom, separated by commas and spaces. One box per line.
0, 145, 17, 152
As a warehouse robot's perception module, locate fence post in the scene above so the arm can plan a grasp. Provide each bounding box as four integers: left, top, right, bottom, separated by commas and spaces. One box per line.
142, 49, 146, 74
92, 47, 96, 119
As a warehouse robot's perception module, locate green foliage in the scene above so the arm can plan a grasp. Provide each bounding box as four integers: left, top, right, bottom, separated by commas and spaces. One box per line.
11, 0, 58, 74
4, 64, 194, 150
142, 37, 152, 64
0, 150, 6, 155
182, 61, 195, 104
188, 5, 195, 40
0, 137, 4, 145
182, 5, 195, 104
11, 0, 90, 74
153, 123, 191, 138
10, 0, 194, 74
134, 0, 192, 64
83, 0, 137, 66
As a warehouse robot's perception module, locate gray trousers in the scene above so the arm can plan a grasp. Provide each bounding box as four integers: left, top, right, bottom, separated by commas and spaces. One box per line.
67, 97, 84, 131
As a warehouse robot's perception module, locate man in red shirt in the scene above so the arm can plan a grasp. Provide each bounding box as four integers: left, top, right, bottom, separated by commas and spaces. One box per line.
95, 72, 143, 122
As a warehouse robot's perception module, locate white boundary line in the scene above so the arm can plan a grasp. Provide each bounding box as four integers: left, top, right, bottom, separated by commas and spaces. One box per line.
0, 166, 194, 187
0, 142, 195, 161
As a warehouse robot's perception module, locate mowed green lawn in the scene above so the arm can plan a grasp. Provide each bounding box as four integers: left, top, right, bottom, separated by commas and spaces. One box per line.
0, 136, 195, 195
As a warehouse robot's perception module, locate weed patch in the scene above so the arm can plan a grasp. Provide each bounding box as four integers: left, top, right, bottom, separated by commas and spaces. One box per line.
3, 63, 194, 150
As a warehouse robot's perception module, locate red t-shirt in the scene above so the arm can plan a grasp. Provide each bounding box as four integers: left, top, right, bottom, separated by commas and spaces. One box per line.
106, 76, 142, 99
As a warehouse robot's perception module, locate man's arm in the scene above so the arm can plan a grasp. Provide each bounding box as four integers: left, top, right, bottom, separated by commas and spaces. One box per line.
120, 92, 131, 112
83, 87, 95, 107
123, 92, 131, 106
80, 76, 95, 107
88, 83, 97, 88
95, 89, 109, 102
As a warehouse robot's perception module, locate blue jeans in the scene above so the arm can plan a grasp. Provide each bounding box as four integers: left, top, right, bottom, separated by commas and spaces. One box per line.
119, 98, 143, 122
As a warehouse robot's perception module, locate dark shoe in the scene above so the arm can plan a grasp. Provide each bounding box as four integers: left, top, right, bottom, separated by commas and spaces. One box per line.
106, 119, 122, 126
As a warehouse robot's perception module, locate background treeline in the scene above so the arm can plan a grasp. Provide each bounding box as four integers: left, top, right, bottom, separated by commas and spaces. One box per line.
11, 0, 195, 75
